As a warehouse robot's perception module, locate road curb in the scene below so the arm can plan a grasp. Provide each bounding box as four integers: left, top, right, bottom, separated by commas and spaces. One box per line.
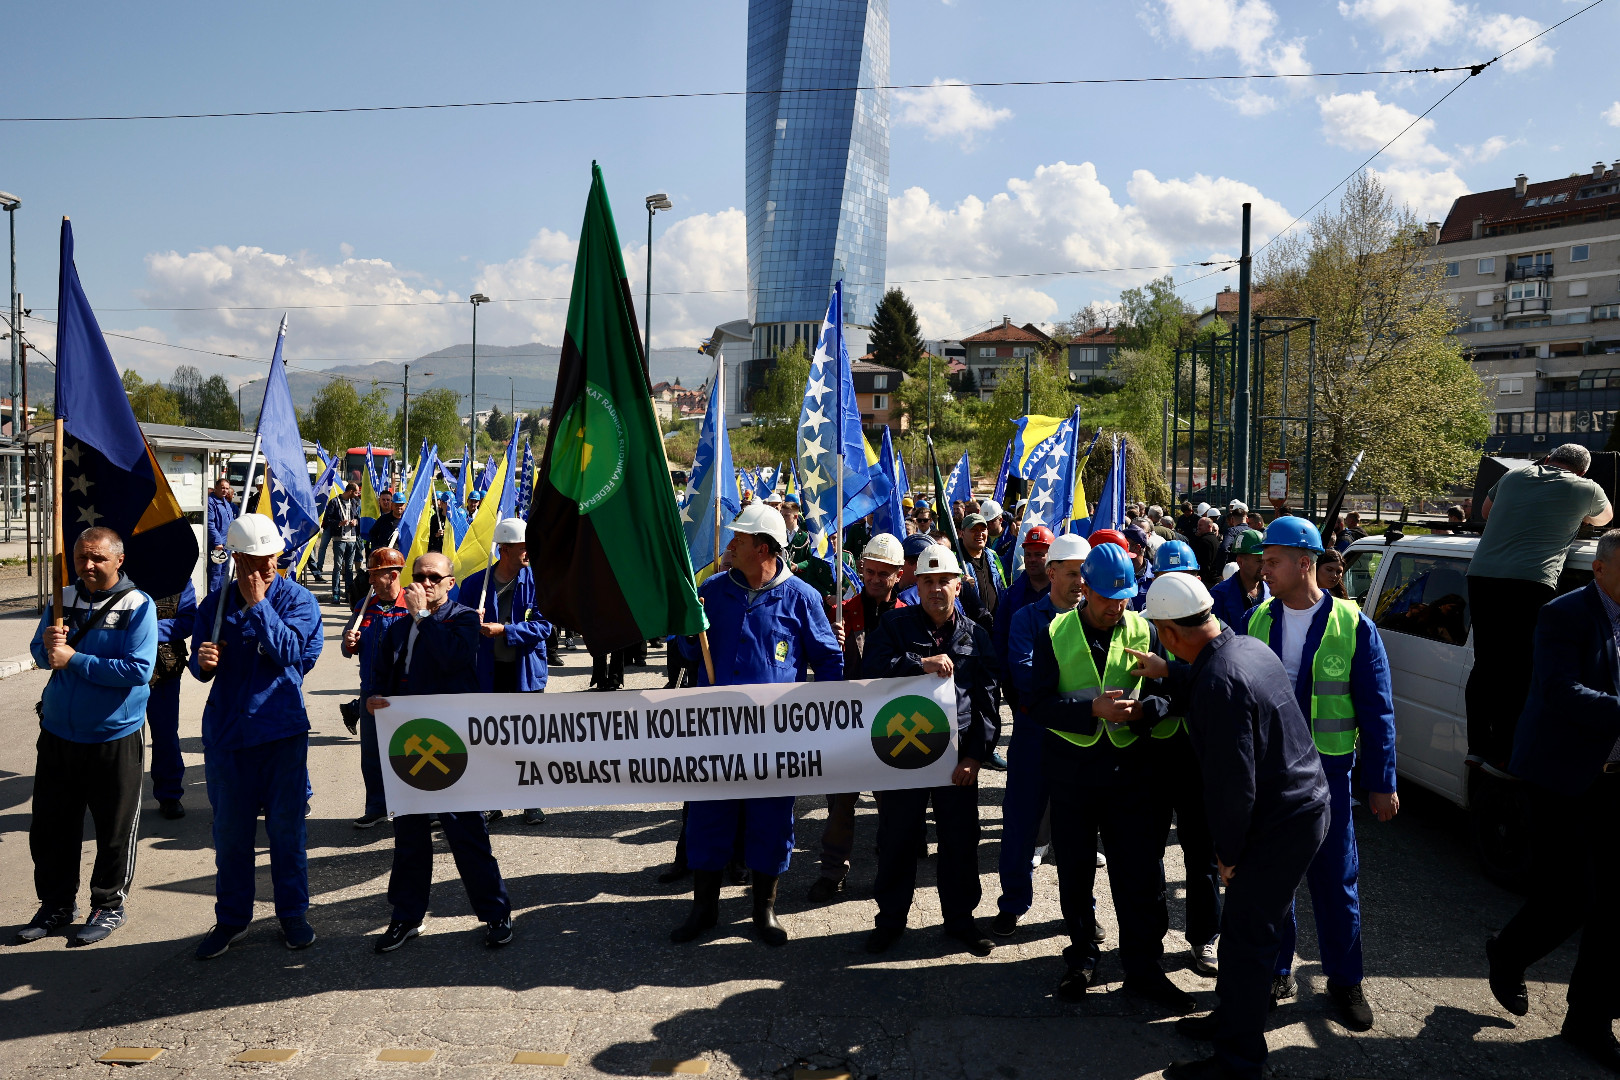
0, 652, 36, 680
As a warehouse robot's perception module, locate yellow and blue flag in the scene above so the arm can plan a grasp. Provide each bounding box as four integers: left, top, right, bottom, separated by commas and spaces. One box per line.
254, 317, 322, 572
679, 356, 741, 581
54, 219, 198, 599
795, 280, 878, 570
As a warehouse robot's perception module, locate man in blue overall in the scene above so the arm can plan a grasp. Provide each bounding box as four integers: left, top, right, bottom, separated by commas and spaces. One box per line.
205, 477, 237, 596
191, 513, 324, 960
672, 501, 843, 947
1242, 516, 1397, 1031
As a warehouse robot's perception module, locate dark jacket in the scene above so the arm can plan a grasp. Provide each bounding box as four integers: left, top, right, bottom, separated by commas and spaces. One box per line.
840, 589, 908, 679
1511, 583, 1620, 795
371, 600, 482, 699
1166, 629, 1328, 867
864, 604, 1001, 764
368, 513, 403, 552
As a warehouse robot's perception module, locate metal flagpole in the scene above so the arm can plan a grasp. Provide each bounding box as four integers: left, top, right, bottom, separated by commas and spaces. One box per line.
211, 432, 262, 642
50, 416, 63, 627
832, 283, 844, 629
697, 347, 721, 685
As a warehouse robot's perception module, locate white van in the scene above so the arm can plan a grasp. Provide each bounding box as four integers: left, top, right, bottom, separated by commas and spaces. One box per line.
1340, 531, 1595, 886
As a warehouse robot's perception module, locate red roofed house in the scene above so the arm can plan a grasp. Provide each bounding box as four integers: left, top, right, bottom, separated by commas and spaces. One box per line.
960, 317, 1053, 401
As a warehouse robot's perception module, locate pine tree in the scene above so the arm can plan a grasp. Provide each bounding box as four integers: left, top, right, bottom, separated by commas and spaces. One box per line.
870, 288, 925, 372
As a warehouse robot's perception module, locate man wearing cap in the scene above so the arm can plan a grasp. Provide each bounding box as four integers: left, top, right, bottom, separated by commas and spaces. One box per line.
960, 512, 1008, 621
461, 518, 554, 827
1028, 543, 1194, 1011
1209, 530, 1268, 630
190, 513, 325, 960
368, 489, 405, 554
995, 532, 1090, 936
804, 534, 910, 904
863, 544, 1001, 957
1126, 573, 1328, 1080
1242, 517, 1397, 1031
342, 547, 409, 829
366, 552, 514, 953
326, 481, 363, 605
672, 501, 843, 947
991, 526, 1056, 711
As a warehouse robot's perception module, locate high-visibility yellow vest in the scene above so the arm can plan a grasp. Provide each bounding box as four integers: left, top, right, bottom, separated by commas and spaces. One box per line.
1247, 596, 1361, 756
1047, 607, 1176, 747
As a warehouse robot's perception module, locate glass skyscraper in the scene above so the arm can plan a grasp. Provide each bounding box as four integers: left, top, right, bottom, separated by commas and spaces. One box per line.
746, 0, 889, 366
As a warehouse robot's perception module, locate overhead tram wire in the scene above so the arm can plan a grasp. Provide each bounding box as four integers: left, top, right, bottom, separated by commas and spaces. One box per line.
0, 66, 1493, 124
1251, 0, 1609, 258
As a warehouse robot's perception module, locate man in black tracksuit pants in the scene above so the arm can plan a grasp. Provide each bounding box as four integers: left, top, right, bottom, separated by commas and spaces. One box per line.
1132, 574, 1329, 1080
861, 544, 1001, 957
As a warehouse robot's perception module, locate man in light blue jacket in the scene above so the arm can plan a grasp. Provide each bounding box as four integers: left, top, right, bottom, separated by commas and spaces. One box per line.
17, 527, 156, 948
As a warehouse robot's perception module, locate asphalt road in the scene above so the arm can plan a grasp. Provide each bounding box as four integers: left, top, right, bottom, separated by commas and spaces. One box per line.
0, 595, 1609, 1079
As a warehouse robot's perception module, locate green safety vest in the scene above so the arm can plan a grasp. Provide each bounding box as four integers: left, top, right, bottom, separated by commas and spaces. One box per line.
1047, 607, 1178, 747
1248, 596, 1361, 756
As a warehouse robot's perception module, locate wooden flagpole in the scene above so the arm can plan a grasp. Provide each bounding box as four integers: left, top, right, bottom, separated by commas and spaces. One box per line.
50, 417, 63, 627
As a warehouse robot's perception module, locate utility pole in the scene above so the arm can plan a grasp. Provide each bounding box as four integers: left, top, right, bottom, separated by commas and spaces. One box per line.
644, 194, 672, 363
1232, 202, 1253, 506
468, 293, 489, 447
2, 191, 20, 531
402, 363, 410, 463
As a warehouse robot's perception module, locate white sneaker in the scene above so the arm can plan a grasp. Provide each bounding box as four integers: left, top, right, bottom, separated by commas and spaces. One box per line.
1095, 848, 1107, 868
1195, 935, 1219, 976
1031, 844, 1049, 869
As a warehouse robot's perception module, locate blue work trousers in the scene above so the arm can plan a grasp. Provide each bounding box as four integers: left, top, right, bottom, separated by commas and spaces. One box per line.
1275, 756, 1362, 984
207, 557, 229, 598
686, 797, 795, 876
1214, 811, 1327, 1079
147, 676, 184, 803
360, 710, 386, 817
996, 714, 1051, 916
389, 811, 510, 924
205, 734, 309, 926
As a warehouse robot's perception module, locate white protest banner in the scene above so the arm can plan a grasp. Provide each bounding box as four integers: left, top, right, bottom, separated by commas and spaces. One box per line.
373, 675, 957, 815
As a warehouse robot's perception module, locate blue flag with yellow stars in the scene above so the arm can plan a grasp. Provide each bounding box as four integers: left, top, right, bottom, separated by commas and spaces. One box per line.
252, 318, 321, 571
795, 281, 878, 569
54, 218, 198, 599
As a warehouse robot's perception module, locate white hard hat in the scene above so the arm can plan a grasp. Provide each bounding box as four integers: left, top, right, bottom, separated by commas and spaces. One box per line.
1044, 534, 1092, 565
914, 544, 963, 577
861, 532, 904, 566
1228, 500, 1249, 514
1195, 502, 1211, 516
226, 512, 283, 556
730, 501, 789, 548
1142, 571, 1214, 621
493, 517, 526, 545
980, 499, 1003, 520
1222, 562, 1240, 581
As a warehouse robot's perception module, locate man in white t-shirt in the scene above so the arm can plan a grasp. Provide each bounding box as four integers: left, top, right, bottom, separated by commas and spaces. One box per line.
1240, 516, 1398, 1035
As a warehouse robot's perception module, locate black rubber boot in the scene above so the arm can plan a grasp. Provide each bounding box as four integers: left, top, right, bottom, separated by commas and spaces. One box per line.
751, 873, 788, 947
670, 870, 722, 944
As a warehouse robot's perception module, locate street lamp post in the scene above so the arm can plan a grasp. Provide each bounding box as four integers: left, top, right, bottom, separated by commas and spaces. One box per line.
644, 194, 672, 362
1, 191, 20, 531
402, 365, 435, 472
468, 293, 490, 448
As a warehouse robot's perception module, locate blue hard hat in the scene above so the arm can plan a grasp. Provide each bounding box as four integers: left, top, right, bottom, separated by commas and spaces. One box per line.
470, 488, 487, 501
1154, 539, 1199, 573
1082, 543, 1138, 600
902, 533, 935, 560
1262, 515, 1324, 554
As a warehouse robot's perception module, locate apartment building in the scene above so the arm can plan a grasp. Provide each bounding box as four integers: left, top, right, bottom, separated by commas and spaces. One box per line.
1434, 162, 1620, 454
959, 317, 1052, 401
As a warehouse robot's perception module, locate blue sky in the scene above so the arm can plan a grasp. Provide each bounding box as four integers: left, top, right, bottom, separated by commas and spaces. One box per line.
4, 0, 1616, 390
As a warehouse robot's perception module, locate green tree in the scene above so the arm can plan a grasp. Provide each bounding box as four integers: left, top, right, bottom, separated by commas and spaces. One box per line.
122, 369, 184, 425
1117, 276, 1196, 355
870, 288, 925, 373
394, 386, 466, 457
1258, 171, 1488, 505
1109, 347, 1173, 456
193, 375, 242, 430
972, 352, 1072, 478
748, 340, 812, 461
298, 377, 392, 454
485, 404, 513, 443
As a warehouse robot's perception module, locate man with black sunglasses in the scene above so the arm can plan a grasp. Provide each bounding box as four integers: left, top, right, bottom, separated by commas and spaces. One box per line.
366, 552, 513, 953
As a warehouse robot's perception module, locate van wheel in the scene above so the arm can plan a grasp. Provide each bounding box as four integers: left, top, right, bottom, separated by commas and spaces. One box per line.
1468, 770, 1532, 893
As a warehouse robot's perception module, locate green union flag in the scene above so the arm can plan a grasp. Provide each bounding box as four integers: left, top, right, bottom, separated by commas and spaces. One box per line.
529, 163, 706, 651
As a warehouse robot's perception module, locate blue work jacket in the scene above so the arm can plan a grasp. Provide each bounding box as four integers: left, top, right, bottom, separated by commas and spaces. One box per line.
679, 561, 842, 687
864, 605, 1001, 763
1511, 583, 1620, 795
372, 600, 482, 698
991, 571, 1050, 684
1242, 594, 1398, 793
1005, 594, 1062, 702
1210, 573, 1268, 631
31, 575, 157, 743
460, 563, 552, 693
206, 493, 237, 550
191, 574, 324, 752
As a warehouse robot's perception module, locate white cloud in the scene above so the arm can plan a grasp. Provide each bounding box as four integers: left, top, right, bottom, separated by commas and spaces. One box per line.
1149, 0, 1310, 115
893, 79, 1012, 147
887, 161, 1290, 337
1318, 90, 1449, 164
1458, 134, 1513, 163
1606, 102, 1620, 127
1371, 166, 1471, 220
1471, 13, 1553, 72
1338, 0, 1466, 58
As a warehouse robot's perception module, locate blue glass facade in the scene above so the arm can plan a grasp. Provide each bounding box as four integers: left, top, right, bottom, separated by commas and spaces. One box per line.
746, 0, 889, 359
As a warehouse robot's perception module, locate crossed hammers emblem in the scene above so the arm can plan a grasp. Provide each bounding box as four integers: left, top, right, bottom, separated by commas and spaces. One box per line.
886, 712, 933, 758
403, 733, 452, 776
